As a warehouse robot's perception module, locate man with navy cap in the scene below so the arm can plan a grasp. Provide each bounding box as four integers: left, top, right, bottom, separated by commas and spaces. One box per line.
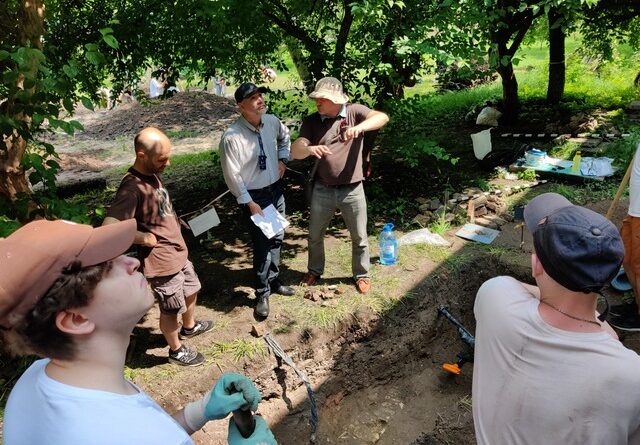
472, 193, 640, 444
220, 82, 294, 318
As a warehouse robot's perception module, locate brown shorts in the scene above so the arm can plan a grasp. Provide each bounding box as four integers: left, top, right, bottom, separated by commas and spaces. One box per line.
148, 260, 202, 315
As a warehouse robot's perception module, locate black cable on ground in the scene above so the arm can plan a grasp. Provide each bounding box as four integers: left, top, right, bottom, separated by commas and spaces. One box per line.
264, 332, 318, 444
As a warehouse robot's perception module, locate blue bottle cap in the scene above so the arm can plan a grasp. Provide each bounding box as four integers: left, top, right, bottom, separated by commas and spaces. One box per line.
383, 223, 394, 231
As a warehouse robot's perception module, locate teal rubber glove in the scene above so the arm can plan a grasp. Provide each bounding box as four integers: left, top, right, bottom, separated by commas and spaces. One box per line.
228, 415, 277, 445
184, 373, 262, 432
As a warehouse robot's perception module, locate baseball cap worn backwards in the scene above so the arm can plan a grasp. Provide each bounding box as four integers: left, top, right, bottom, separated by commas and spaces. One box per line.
234, 82, 267, 103
523, 193, 623, 293
308, 77, 349, 105
0, 219, 136, 328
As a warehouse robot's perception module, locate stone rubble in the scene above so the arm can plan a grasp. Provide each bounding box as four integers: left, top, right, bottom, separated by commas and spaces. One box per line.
412, 180, 547, 230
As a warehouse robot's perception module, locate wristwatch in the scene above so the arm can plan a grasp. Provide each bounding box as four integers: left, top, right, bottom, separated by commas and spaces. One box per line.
279, 158, 289, 165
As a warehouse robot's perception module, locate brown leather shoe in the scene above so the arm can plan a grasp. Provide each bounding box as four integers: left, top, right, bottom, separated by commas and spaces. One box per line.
355, 278, 371, 294
300, 272, 320, 286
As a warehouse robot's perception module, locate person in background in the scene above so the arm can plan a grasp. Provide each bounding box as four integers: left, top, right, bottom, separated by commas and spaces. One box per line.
220, 82, 294, 319
473, 192, 640, 445
103, 127, 214, 366
0, 219, 276, 445
215, 76, 227, 96
150, 70, 167, 98
291, 76, 389, 294
261, 67, 277, 83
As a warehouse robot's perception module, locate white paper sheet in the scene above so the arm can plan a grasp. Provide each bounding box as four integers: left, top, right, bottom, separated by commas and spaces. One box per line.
188, 207, 221, 236
250, 204, 289, 239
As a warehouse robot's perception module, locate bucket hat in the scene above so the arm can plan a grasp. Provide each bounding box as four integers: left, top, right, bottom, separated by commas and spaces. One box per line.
308, 77, 349, 104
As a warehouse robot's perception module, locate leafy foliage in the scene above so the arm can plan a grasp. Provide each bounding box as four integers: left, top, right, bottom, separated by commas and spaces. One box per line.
581, 0, 640, 59
0, 1, 119, 223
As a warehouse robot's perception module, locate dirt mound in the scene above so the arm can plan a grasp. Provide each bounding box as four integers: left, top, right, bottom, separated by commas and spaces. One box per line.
77, 92, 239, 140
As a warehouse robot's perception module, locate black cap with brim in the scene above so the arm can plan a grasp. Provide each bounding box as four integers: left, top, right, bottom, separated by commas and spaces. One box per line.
523, 193, 623, 292
523, 192, 572, 233
234, 83, 268, 103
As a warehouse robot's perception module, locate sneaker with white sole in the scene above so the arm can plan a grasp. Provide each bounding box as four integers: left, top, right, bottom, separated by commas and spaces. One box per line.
168, 345, 205, 366
179, 320, 214, 340
609, 312, 640, 332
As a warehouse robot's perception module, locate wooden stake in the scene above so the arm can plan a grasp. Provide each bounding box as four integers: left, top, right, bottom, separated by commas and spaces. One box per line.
606, 155, 635, 220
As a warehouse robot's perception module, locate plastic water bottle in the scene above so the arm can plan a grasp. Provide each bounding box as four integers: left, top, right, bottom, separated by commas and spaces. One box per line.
571, 151, 582, 173
379, 223, 398, 265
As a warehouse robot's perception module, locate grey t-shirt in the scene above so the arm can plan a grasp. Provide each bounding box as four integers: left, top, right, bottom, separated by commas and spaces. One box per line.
473, 276, 640, 445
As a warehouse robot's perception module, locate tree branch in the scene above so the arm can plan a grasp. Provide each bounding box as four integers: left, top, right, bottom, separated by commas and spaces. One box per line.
332, 0, 354, 76
257, 0, 324, 57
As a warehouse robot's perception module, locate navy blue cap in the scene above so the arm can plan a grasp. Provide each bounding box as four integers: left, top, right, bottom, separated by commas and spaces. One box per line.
234, 83, 267, 103
524, 193, 623, 292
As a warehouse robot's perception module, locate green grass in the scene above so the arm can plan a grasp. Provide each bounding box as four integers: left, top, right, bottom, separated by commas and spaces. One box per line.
548, 182, 617, 206
442, 252, 474, 274
165, 129, 200, 139
514, 36, 638, 108
484, 245, 511, 259
361, 291, 418, 316
516, 169, 537, 181
416, 244, 453, 263
429, 215, 451, 236
277, 236, 428, 330
224, 339, 268, 362
393, 35, 638, 134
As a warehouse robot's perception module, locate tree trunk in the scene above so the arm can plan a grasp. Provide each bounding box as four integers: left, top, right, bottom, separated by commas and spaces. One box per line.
284, 37, 313, 91
497, 62, 519, 124
332, 0, 353, 80
374, 32, 406, 108
0, 0, 45, 205
546, 7, 565, 104
0, 137, 32, 202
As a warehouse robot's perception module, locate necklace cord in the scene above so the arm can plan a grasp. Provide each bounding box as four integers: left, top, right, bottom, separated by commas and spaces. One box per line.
540, 300, 601, 327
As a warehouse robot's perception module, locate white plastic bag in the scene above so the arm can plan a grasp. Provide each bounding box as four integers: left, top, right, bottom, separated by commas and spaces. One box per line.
397, 228, 451, 247
476, 107, 502, 126
471, 128, 492, 160
580, 157, 614, 177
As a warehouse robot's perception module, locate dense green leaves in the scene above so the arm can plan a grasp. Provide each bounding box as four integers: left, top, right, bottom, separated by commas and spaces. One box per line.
0, 1, 115, 221
1, 0, 638, 222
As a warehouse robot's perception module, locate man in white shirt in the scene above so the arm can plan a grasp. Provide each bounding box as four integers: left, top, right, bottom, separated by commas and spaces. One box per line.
473, 193, 640, 445
220, 83, 294, 319
150, 72, 167, 98
0, 219, 276, 445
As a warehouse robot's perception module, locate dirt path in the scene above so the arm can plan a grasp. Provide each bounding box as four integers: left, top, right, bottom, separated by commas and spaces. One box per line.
50, 92, 239, 187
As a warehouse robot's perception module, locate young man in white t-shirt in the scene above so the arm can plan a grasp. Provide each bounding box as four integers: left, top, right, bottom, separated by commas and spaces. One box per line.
610, 143, 640, 330
473, 193, 640, 445
0, 219, 276, 445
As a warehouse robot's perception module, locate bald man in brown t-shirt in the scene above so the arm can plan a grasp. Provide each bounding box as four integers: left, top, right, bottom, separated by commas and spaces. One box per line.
103, 127, 213, 366
292, 77, 388, 294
